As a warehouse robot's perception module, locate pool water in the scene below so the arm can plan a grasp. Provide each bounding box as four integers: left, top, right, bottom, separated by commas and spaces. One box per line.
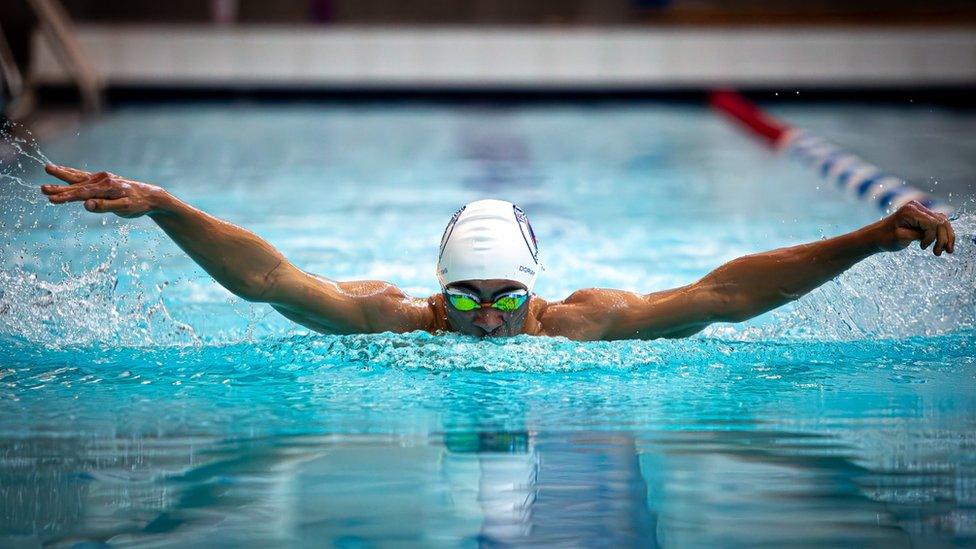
1, 103, 975, 547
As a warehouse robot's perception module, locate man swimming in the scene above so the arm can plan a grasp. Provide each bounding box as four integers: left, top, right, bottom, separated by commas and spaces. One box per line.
40, 164, 956, 341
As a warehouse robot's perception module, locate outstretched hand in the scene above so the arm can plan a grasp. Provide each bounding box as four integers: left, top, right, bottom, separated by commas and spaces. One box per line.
40, 164, 163, 218
875, 200, 955, 256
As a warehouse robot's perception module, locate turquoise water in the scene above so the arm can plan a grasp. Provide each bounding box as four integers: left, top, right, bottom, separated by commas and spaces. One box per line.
1, 103, 975, 546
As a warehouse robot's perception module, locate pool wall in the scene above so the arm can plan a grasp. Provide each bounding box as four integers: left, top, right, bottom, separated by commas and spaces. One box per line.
31, 26, 976, 91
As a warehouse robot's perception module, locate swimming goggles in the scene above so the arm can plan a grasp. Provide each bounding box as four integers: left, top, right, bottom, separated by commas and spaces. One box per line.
444, 288, 529, 312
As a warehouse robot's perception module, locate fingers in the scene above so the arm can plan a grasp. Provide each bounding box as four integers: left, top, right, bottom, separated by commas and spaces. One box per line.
46, 186, 116, 204
41, 170, 147, 218
46, 181, 123, 204
919, 227, 937, 251
933, 211, 956, 254
903, 206, 956, 255
84, 197, 131, 214
929, 213, 953, 256
40, 184, 71, 195
934, 223, 948, 255
46, 185, 98, 203
947, 220, 956, 254
41, 168, 110, 199
901, 202, 954, 256
45, 164, 92, 184
40, 179, 100, 194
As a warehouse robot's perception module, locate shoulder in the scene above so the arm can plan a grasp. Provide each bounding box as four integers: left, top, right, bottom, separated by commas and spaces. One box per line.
425, 293, 452, 333
532, 288, 635, 340
541, 288, 641, 315
310, 278, 437, 334
360, 286, 438, 333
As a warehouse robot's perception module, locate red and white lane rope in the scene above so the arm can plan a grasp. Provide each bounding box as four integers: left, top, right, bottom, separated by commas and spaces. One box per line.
710, 90, 952, 215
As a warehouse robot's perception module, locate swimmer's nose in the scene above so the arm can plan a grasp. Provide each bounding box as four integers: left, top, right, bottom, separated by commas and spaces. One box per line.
471, 309, 504, 335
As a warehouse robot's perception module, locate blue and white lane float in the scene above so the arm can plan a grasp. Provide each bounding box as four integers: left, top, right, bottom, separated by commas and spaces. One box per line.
710, 90, 953, 215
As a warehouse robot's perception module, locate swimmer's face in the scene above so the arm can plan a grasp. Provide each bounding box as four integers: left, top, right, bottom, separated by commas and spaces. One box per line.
443, 279, 530, 338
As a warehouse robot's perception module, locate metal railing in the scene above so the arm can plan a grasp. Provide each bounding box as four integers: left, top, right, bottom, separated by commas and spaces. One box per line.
1, 0, 102, 119
0, 22, 28, 118
28, 0, 102, 112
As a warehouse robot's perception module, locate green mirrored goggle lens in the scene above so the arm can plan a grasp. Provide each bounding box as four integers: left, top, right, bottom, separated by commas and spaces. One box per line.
446, 291, 528, 312
447, 294, 480, 311
492, 295, 524, 312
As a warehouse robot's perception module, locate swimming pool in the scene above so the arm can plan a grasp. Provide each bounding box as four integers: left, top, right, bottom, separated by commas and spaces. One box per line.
2, 102, 975, 546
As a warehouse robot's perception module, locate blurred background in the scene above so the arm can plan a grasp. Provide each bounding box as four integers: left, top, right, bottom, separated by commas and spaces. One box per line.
2, 0, 975, 129
1, 0, 975, 209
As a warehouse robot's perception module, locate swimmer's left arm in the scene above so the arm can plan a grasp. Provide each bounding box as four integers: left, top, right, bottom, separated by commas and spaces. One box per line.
543, 201, 955, 341
680, 201, 955, 331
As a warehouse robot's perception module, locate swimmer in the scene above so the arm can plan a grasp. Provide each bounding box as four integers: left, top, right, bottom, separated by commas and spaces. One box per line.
40, 164, 956, 341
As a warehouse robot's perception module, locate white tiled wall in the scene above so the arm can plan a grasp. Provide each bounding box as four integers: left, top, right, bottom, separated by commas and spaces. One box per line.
31, 25, 976, 88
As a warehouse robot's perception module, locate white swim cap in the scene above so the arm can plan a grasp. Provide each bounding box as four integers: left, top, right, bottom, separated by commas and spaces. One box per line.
437, 199, 541, 291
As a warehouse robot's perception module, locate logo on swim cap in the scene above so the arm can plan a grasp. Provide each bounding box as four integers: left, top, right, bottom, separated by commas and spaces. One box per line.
436, 199, 541, 291
438, 205, 466, 262
513, 205, 539, 264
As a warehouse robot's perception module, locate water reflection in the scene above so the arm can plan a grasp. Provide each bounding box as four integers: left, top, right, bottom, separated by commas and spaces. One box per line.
3, 427, 972, 546
456, 114, 543, 194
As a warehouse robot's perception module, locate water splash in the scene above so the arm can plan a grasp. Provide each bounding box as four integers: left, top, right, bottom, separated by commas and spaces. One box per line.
1, 122, 200, 347
2, 117, 975, 353
715, 212, 976, 341
1, 120, 51, 175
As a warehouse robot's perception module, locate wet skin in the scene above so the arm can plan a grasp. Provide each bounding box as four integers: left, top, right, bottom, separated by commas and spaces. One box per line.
41, 164, 957, 341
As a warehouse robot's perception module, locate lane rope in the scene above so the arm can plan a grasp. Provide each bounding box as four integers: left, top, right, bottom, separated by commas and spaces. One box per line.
710, 90, 953, 215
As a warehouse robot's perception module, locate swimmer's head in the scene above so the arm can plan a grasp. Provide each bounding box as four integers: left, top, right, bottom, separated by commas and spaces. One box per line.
437, 199, 541, 337
437, 199, 540, 291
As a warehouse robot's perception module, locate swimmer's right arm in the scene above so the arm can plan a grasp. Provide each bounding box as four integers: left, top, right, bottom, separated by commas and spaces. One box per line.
40, 164, 435, 334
